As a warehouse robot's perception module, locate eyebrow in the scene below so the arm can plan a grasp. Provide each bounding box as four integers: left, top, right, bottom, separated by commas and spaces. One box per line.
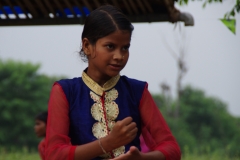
103, 41, 130, 46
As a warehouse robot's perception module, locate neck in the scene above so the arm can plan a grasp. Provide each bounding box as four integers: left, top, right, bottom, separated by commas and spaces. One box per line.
86, 70, 111, 87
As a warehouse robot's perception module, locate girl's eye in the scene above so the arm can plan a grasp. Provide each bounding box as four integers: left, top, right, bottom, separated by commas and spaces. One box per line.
106, 45, 114, 49
122, 45, 130, 51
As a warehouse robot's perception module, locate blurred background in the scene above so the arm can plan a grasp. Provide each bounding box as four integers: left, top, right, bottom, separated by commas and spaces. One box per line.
0, 0, 240, 159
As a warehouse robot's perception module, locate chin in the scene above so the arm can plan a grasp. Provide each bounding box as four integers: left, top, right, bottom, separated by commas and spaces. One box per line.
108, 72, 120, 78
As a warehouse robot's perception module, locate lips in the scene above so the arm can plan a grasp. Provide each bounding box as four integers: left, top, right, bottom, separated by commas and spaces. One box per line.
109, 64, 122, 70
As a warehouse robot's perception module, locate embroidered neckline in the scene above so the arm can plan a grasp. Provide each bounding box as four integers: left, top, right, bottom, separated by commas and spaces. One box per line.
82, 71, 120, 96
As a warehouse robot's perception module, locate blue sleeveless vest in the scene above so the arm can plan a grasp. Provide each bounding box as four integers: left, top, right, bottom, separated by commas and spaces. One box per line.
58, 76, 146, 160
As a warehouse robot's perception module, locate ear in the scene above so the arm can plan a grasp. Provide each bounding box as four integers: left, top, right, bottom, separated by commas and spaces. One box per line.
82, 38, 92, 56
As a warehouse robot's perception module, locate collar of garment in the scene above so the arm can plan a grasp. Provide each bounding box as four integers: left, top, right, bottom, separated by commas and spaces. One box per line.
82, 70, 120, 96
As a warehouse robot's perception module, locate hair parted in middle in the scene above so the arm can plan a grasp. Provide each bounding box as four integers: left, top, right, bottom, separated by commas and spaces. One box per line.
79, 5, 134, 62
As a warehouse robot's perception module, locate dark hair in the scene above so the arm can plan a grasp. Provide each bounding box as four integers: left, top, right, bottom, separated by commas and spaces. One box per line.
80, 5, 134, 62
35, 111, 48, 124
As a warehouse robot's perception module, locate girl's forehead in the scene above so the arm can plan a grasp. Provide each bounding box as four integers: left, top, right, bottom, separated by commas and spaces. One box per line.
98, 30, 131, 43
110, 30, 131, 35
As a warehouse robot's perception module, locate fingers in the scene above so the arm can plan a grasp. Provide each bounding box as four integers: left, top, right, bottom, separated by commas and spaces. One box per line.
120, 117, 133, 125
114, 117, 137, 133
126, 126, 138, 137
108, 117, 138, 148
125, 120, 136, 130
119, 117, 137, 131
109, 146, 141, 160
119, 117, 138, 137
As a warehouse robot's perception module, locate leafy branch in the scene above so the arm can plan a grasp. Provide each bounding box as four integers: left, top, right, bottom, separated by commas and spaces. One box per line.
178, 0, 239, 19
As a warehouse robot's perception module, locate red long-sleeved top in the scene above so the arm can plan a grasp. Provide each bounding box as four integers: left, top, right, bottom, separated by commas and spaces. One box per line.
45, 83, 181, 160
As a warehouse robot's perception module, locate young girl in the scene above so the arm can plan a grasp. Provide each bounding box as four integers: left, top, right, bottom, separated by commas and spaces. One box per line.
46, 5, 181, 160
34, 111, 48, 160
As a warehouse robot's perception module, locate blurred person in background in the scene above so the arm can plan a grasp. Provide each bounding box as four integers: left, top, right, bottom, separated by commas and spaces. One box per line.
34, 111, 48, 160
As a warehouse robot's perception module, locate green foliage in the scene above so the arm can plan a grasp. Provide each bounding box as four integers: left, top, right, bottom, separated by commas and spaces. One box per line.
177, 0, 239, 18
0, 59, 63, 150
153, 85, 240, 157
0, 147, 40, 160
182, 150, 240, 160
180, 86, 240, 155
1, 148, 239, 160
224, 0, 240, 18
178, 0, 223, 6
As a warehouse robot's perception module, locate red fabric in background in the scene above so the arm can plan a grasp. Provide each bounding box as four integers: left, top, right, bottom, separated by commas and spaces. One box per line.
140, 134, 150, 153
38, 139, 46, 160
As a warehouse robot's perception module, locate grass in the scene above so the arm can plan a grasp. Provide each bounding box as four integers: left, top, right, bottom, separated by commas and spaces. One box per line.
0, 147, 40, 160
0, 152, 40, 160
182, 154, 240, 160
0, 149, 239, 160
1, 154, 239, 160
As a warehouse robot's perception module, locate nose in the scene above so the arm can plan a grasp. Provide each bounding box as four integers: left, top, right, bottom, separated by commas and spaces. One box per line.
113, 50, 123, 60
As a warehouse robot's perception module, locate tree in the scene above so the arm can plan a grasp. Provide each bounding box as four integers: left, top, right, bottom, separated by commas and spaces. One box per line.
162, 23, 189, 118
152, 86, 240, 156
0, 59, 64, 150
179, 86, 240, 156
178, 0, 240, 18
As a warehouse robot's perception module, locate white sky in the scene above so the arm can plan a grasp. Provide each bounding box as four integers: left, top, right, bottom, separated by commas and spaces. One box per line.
0, 1, 240, 116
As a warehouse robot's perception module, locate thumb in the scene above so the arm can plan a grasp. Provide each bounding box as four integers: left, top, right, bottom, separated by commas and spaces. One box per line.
129, 146, 139, 154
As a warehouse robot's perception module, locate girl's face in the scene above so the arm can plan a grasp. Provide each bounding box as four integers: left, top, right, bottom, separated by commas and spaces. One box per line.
34, 119, 46, 137
83, 30, 131, 85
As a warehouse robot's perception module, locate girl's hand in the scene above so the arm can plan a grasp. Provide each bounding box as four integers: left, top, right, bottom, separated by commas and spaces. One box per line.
107, 117, 138, 149
109, 146, 142, 160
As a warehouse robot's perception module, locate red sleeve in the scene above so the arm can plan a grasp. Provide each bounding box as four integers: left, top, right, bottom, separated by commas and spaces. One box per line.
45, 82, 77, 160
38, 139, 45, 160
140, 84, 181, 160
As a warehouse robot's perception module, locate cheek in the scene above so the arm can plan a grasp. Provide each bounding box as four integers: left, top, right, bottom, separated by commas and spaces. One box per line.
34, 124, 39, 130
91, 49, 102, 60
95, 48, 105, 56
43, 126, 46, 132
124, 54, 130, 62
38, 126, 46, 136
40, 124, 46, 131
35, 126, 41, 133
